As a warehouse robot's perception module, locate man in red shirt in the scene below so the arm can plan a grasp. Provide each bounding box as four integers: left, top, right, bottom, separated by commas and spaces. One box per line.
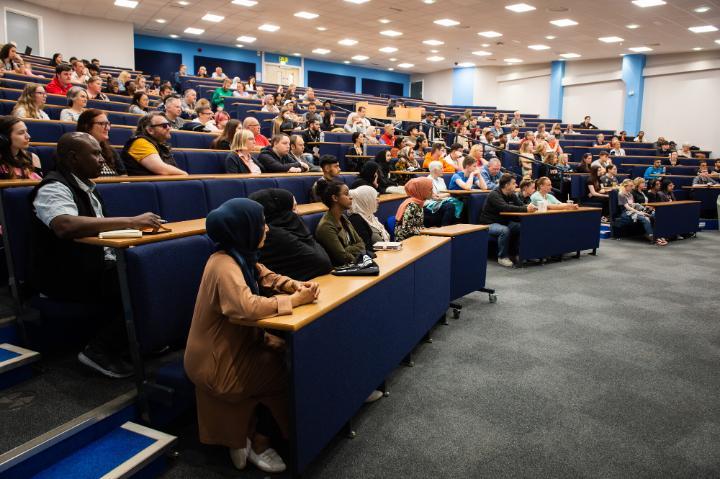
380, 123, 396, 146
46, 64, 73, 96
242, 116, 269, 152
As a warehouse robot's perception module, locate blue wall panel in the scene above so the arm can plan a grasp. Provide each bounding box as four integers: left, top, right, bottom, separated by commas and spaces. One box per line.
193, 55, 255, 80
362, 78, 403, 97
134, 49, 182, 82
303, 59, 410, 96
621, 54, 646, 136
549, 60, 565, 120
308, 71, 355, 93
451, 67, 474, 106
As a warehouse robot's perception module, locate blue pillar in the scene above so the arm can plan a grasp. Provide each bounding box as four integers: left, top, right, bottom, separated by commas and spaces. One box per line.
621, 54, 646, 136
548, 60, 565, 120
451, 67, 474, 106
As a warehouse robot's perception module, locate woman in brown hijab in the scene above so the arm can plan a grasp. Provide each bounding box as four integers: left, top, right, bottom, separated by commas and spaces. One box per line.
184, 198, 319, 473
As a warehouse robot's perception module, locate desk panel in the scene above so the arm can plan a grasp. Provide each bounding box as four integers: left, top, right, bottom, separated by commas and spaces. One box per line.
648, 201, 701, 238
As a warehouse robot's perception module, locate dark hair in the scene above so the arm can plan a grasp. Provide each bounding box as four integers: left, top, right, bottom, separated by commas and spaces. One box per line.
582, 152, 592, 161
406, 125, 418, 135
431, 143, 444, 154
135, 112, 167, 135
50, 53, 62, 66
0, 116, 35, 179
131, 91, 148, 108
55, 63, 72, 75
660, 180, 674, 192
211, 119, 240, 149
462, 155, 475, 169
393, 137, 404, 149
351, 131, 363, 144
77, 109, 122, 171
307, 118, 319, 127
317, 180, 346, 208
598, 150, 609, 157
320, 154, 339, 167
450, 143, 464, 152
498, 173, 516, 190
519, 178, 535, 190
270, 133, 289, 146
0, 44, 15, 62
289, 134, 302, 147
588, 165, 602, 187
605, 163, 617, 172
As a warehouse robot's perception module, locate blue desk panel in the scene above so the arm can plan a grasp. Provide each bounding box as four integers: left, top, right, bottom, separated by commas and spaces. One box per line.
652, 202, 701, 238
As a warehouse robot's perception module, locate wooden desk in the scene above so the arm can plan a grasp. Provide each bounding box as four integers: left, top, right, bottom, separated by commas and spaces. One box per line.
420, 224, 495, 306
645, 201, 701, 237
499, 207, 602, 264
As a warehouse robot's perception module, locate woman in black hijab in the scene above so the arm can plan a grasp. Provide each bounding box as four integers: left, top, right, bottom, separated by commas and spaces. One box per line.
350, 161, 382, 192
249, 189, 333, 281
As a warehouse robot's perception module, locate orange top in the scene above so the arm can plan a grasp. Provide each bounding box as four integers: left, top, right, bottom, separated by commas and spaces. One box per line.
422, 153, 456, 173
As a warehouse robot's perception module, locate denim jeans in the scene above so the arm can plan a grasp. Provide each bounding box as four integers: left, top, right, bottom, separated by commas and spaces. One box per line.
617, 211, 653, 236
488, 222, 521, 258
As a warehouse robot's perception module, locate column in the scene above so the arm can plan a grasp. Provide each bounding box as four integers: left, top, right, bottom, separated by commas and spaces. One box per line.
548, 60, 565, 120
621, 54, 646, 135
451, 67, 475, 106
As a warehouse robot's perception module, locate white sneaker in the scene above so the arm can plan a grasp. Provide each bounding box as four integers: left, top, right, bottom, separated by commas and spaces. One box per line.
229, 439, 250, 470
248, 447, 287, 473
497, 257, 514, 267
365, 390, 383, 403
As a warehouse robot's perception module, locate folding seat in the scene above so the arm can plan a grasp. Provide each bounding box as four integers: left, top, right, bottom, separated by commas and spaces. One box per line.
243, 178, 279, 197
2, 89, 21, 101
171, 131, 214, 149
301, 212, 324, 235
276, 176, 317, 204
203, 179, 247, 210
96, 182, 160, 217
184, 151, 226, 174
155, 180, 209, 222
108, 127, 133, 146
26, 121, 63, 143
170, 152, 188, 172
1, 187, 35, 285
28, 146, 57, 173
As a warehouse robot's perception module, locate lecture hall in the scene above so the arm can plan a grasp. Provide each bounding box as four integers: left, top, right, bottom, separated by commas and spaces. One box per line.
0, 0, 718, 477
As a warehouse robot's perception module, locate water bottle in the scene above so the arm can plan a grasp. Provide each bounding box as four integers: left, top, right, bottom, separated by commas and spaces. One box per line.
320, 131, 325, 142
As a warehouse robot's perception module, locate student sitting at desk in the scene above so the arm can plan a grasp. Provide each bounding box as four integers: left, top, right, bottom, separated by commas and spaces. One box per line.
645, 179, 663, 202
310, 155, 341, 202
427, 161, 464, 219
693, 166, 719, 186
0, 117, 42, 180
575, 152, 593, 173
394, 177, 442, 240
632, 177, 649, 204
658, 180, 676, 202
478, 173, 537, 267
225, 129, 263, 174
257, 134, 307, 173
516, 178, 535, 205
185, 198, 320, 474
531, 177, 579, 210
600, 163, 619, 188
643, 158, 666, 181
423, 143, 451, 172
249, 189, 333, 281
121, 113, 188, 176
616, 179, 667, 246
372, 150, 406, 195
449, 155, 487, 191
351, 161, 382, 191
480, 159, 503, 190
586, 165, 610, 219
348, 185, 391, 248
345, 132, 366, 172
315, 180, 367, 266
30, 132, 163, 378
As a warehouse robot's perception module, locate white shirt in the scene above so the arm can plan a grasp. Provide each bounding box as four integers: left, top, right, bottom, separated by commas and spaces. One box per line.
428, 175, 448, 194
211, 72, 227, 79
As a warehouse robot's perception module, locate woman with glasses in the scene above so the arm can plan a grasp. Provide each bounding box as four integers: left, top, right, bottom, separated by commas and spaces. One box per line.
77, 109, 126, 176
12, 83, 50, 120
60, 87, 88, 122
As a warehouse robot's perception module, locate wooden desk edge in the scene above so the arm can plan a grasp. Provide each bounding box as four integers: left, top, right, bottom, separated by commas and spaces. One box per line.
500, 207, 601, 217
246, 236, 452, 332
420, 224, 489, 236
645, 201, 701, 207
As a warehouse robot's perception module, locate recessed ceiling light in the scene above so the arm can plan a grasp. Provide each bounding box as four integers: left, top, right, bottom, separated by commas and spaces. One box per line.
694, 6, 710, 13
692, 47, 704, 50
155, 19, 167, 23
423, 0, 435, 4
559, 52, 581, 58
478, 31, 503, 37
388, 67, 394, 71
352, 55, 369, 60
472, 50, 492, 56
716, 39, 720, 44
202, 13, 224, 22
169, 34, 179, 38
232, 0, 256, 5
344, 0, 370, 3
398, 63, 414, 68
293, 52, 301, 56
599, 36, 624, 43
259, 24, 280, 32
423, 39, 444, 46
379, 46, 398, 53
184, 27, 204, 34
380, 30, 403, 37
628, 46, 653, 52
430, 49, 439, 53
316, 26, 327, 31
504, 58, 523, 63
343, 61, 350, 64
237, 35, 256, 43
481, 43, 491, 47
505, 3, 536, 13
688, 25, 718, 33
550, 19, 578, 27
313, 48, 330, 54
626, 24, 640, 29
545, 35, 556, 40
379, 18, 391, 23
389, 58, 397, 62
236, 44, 244, 48
434, 18, 460, 27
294, 11, 319, 19
338, 39, 358, 46
114, 0, 138, 8
177, 0, 189, 4
632, 0, 665, 6
528, 44, 550, 50
457, 62, 475, 67
427, 56, 445, 61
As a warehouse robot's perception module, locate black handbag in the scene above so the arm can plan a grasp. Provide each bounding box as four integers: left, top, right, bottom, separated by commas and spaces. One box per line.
331, 254, 380, 276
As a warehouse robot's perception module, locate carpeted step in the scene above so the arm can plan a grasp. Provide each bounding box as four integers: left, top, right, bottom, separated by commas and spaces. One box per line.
0, 343, 39, 390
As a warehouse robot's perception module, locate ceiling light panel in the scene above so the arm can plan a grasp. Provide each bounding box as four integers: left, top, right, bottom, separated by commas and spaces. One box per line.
478, 31, 503, 37
258, 24, 280, 32
312, 48, 330, 54
201, 13, 224, 22
632, 0, 665, 6
316, 27, 327, 31
427, 56, 445, 61
338, 39, 358, 46
457, 62, 475, 67
550, 18, 578, 27
184, 27, 204, 34
379, 18, 391, 23
380, 30, 403, 37
397, 63, 414, 68
559, 52, 581, 58
545, 35, 556, 40
505, 3, 536, 12
626, 24, 640, 29
232, 0, 257, 6
628, 46, 653, 51
434, 19, 460, 27
294, 11, 319, 19
694, 6, 710, 13
155, 18, 166, 23
352, 55, 369, 60
528, 44, 550, 50
114, 0, 138, 7
688, 25, 718, 33
472, 50, 492, 56
599, 36, 624, 42
344, 0, 370, 4
423, 39, 444, 46
237, 35, 256, 42
379, 47, 398, 53
504, 58, 523, 63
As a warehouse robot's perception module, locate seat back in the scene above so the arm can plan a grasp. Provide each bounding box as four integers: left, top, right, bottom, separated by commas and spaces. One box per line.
184, 151, 227, 174
276, 176, 317, 205
1, 187, 34, 284
243, 178, 278, 197
96, 182, 161, 217
301, 212, 324, 235
203, 179, 247, 210
155, 180, 209, 222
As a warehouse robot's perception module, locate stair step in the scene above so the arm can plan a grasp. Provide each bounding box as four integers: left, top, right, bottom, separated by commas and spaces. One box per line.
0, 343, 40, 389
30, 422, 176, 479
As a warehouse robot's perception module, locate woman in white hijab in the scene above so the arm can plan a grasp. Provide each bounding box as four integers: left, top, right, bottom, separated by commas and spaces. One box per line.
347, 185, 391, 248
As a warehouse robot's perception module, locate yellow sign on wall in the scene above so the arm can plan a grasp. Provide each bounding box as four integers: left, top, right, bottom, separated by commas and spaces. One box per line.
279, 56, 288, 64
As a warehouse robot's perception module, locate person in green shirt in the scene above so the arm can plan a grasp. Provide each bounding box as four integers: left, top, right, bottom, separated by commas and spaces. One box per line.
530, 176, 579, 210
314, 180, 367, 266
211, 78, 234, 110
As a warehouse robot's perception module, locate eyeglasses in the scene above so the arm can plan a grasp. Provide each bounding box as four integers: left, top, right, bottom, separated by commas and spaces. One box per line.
151, 123, 171, 129
92, 121, 111, 129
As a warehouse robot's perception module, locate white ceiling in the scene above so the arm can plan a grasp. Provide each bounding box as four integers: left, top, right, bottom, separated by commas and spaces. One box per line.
26, 0, 720, 73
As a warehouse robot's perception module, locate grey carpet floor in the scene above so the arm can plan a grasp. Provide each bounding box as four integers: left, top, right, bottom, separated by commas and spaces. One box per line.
161, 231, 720, 478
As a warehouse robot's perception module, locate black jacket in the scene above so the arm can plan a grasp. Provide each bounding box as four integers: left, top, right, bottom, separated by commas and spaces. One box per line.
478, 189, 528, 225
539, 163, 563, 190
224, 152, 264, 174
256, 146, 302, 172
302, 128, 322, 155
121, 134, 177, 176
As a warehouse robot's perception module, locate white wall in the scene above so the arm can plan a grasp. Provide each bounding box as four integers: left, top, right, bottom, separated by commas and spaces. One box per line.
495, 64, 551, 117
643, 69, 720, 157
412, 70, 452, 105
472, 67, 498, 108
1, 0, 135, 68
563, 80, 625, 131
